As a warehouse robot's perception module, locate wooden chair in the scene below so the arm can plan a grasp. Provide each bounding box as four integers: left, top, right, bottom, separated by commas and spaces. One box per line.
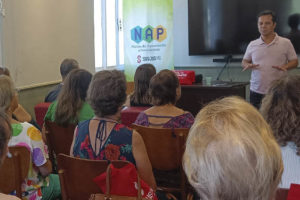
57, 154, 129, 200
131, 124, 190, 200
0, 146, 30, 198
121, 106, 150, 126
44, 120, 76, 172
34, 102, 51, 128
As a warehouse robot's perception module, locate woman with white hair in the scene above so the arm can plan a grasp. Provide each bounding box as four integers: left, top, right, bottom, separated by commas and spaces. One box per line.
183, 96, 283, 200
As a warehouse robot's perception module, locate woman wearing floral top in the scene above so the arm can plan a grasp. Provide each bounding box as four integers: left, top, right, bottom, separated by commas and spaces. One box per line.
0, 75, 61, 200
70, 70, 156, 191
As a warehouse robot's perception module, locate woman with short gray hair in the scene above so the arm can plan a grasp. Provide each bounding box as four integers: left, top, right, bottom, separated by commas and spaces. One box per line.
70, 70, 156, 190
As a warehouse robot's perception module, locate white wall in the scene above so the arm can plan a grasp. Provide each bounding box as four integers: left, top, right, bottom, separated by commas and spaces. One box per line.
2, 0, 299, 89
172, 0, 300, 68
173, 0, 228, 67
2, 0, 95, 88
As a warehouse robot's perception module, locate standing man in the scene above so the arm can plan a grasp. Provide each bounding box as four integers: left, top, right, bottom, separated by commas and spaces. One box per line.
242, 10, 298, 109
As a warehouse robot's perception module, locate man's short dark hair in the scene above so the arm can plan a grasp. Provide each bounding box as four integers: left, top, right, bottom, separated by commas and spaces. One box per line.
60, 58, 79, 79
257, 10, 277, 23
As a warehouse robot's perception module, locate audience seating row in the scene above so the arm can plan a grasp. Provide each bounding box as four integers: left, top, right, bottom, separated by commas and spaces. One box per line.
17, 101, 299, 200
34, 102, 147, 128
0, 127, 298, 200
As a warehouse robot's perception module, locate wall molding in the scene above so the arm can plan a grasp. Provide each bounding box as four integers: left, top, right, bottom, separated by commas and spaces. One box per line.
17, 80, 61, 91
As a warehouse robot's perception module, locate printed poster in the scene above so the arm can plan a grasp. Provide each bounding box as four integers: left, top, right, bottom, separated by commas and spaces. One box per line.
123, 0, 174, 81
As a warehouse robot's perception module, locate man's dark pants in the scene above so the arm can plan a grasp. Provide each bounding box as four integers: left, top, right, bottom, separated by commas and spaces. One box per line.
250, 90, 265, 109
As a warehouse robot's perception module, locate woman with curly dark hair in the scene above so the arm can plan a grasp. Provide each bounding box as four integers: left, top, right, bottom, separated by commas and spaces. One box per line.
70, 70, 156, 190
44, 69, 94, 126
260, 74, 300, 188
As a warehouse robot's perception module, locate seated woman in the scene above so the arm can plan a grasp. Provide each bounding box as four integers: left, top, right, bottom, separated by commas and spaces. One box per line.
0, 66, 40, 130
70, 70, 156, 190
44, 68, 94, 126
260, 74, 300, 188
134, 69, 194, 128
125, 64, 156, 107
0, 75, 60, 200
0, 111, 20, 200
183, 96, 283, 200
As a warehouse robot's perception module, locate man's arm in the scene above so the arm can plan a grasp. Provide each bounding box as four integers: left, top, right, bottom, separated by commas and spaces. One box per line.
242, 59, 260, 71
272, 59, 298, 71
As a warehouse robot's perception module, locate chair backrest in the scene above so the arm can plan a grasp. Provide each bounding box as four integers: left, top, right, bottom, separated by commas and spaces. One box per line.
45, 120, 76, 156
34, 102, 51, 128
0, 146, 30, 198
121, 106, 150, 126
131, 124, 189, 170
57, 154, 129, 200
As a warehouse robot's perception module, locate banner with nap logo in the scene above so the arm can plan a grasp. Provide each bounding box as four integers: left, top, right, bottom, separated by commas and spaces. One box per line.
123, 0, 174, 81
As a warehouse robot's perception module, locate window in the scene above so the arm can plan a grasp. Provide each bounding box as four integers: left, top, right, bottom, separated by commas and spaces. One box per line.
94, 0, 124, 71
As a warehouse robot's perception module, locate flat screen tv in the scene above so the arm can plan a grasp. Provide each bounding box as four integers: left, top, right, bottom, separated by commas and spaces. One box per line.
188, 0, 300, 55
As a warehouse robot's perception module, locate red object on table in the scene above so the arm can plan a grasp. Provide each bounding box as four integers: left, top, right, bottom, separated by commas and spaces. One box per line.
174, 70, 195, 85
34, 102, 51, 128
121, 107, 149, 126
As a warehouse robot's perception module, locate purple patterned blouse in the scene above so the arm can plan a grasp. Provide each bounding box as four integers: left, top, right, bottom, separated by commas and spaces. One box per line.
134, 112, 194, 128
